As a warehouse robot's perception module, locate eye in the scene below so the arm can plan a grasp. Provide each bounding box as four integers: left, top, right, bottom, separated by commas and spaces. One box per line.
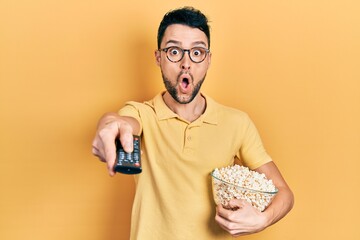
193, 49, 202, 56
169, 47, 181, 56
192, 48, 205, 57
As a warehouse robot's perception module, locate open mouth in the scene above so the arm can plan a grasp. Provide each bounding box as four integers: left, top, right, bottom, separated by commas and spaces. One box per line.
181, 77, 189, 89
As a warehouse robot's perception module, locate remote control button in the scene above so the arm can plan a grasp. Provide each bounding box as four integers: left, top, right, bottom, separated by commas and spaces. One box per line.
115, 136, 141, 174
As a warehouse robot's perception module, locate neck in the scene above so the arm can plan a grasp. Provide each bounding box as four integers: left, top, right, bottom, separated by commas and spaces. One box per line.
162, 92, 206, 122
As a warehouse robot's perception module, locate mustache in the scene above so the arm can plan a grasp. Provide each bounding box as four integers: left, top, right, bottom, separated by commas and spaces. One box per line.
177, 71, 193, 82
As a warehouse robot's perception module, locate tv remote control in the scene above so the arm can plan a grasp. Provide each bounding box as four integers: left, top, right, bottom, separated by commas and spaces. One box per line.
114, 135, 142, 174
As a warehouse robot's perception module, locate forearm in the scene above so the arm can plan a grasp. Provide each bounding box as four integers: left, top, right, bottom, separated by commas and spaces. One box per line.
96, 112, 123, 130
263, 185, 294, 227
254, 162, 294, 228
215, 187, 294, 237
96, 112, 140, 135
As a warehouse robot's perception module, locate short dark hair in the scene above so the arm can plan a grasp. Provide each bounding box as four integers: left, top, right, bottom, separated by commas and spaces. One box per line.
157, 7, 211, 49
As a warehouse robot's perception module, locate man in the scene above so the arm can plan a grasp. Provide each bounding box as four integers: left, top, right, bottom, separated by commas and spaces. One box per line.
92, 7, 294, 239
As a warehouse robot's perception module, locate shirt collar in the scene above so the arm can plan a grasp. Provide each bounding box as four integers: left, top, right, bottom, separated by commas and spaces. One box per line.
145, 92, 218, 125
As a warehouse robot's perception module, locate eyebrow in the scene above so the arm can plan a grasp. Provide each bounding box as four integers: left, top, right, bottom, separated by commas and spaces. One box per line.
164, 40, 208, 48
165, 40, 181, 46
193, 41, 207, 47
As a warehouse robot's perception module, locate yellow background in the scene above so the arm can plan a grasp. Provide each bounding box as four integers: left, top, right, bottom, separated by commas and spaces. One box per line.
1, 0, 359, 239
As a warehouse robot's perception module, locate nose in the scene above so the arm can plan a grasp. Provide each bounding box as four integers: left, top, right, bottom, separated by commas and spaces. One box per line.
181, 50, 191, 70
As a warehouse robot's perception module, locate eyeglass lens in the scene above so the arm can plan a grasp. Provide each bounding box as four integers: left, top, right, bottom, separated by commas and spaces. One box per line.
166, 46, 208, 63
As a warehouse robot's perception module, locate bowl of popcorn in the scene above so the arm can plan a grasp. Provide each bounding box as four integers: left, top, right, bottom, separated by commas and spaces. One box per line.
211, 165, 278, 212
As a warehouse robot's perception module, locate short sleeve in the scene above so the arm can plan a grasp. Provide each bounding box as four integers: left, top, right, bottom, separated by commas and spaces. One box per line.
118, 101, 143, 135
237, 115, 272, 169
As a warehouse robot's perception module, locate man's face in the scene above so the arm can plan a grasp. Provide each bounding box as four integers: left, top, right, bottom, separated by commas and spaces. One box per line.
155, 24, 211, 104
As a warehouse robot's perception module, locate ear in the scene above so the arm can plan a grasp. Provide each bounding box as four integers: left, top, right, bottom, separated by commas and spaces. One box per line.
154, 50, 161, 66
207, 52, 212, 68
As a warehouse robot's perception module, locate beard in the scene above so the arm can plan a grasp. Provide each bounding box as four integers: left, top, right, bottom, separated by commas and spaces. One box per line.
162, 71, 206, 104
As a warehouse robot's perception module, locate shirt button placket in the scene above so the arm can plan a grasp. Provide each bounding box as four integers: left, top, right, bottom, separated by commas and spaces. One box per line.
184, 125, 196, 155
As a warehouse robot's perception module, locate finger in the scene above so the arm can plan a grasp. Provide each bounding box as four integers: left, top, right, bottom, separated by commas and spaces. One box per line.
215, 210, 242, 234
216, 201, 247, 223
216, 204, 233, 220
105, 146, 117, 176
92, 144, 99, 157
228, 199, 246, 210
99, 122, 120, 176
215, 210, 230, 230
215, 205, 249, 237
119, 135, 133, 152
92, 147, 105, 162
118, 122, 134, 152
216, 203, 225, 213
92, 137, 106, 162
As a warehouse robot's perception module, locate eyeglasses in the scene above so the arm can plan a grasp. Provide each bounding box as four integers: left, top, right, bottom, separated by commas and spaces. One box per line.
158, 46, 210, 63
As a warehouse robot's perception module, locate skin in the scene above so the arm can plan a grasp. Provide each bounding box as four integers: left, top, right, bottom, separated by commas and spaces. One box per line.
92, 23, 294, 236
155, 24, 211, 122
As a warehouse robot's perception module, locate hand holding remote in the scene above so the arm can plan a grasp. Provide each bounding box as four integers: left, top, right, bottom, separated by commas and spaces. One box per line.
92, 113, 140, 176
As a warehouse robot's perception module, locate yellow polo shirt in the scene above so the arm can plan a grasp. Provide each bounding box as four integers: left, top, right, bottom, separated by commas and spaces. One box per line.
118, 93, 272, 240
